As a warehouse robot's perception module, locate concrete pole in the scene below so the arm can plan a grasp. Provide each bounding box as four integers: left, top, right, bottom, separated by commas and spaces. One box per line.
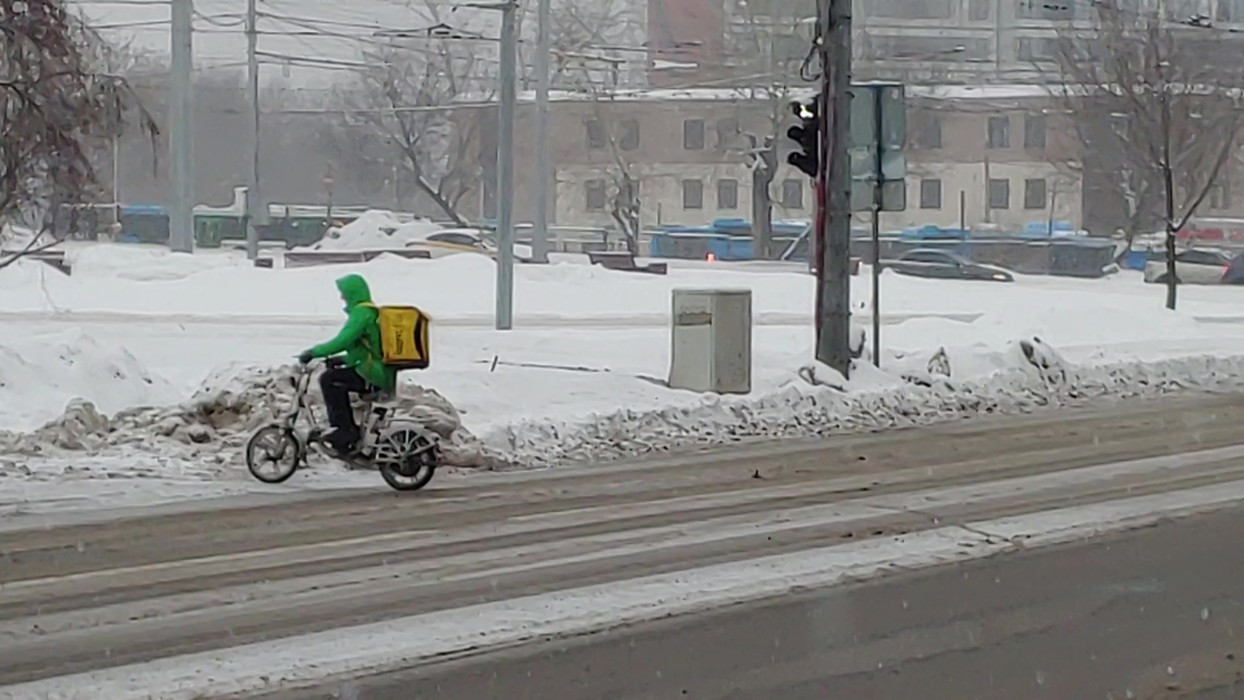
244, 0, 262, 259
495, 1, 517, 330
168, 0, 195, 253
815, 0, 852, 374
870, 86, 883, 368
531, 0, 552, 263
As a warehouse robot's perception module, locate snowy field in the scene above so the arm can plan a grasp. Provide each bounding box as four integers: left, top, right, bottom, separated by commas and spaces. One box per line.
6, 238, 1244, 514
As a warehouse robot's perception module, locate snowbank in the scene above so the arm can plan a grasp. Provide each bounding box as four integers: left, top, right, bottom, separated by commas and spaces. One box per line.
486, 338, 1244, 468
310, 210, 442, 251
9, 241, 1244, 335
0, 331, 180, 432
66, 245, 249, 282
0, 362, 508, 480
9, 335, 1244, 486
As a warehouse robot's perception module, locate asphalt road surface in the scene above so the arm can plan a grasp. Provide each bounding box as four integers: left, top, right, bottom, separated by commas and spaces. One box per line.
4, 393, 1244, 698
276, 506, 1244, 700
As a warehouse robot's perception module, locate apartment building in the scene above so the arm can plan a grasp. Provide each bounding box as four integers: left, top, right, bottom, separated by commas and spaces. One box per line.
469, 89, 818, 230
450, 0, 1244, 236
853, 0, 1244, 82
901, 85, 1082, 231
461, 85, 1086, 233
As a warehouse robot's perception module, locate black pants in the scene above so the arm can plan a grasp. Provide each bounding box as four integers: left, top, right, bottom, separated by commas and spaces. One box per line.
319, 367, 372, 438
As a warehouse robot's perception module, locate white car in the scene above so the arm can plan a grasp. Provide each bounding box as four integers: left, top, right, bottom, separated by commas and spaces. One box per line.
1142, 248, 1232, 285
404, 229, 533, 262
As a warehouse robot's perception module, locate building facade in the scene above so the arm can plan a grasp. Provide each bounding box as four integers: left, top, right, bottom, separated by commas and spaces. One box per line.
461, 86, 1088, 235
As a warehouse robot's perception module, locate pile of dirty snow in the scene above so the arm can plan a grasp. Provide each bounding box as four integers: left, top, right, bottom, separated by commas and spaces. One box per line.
310, 210, 442, 251
9, 334, 1244, 484
0, 331, 181, 432
486, 337, 1244, 468
1, 363, 509, 481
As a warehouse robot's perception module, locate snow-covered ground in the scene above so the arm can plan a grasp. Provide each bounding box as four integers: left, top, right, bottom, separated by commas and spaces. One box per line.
6, 240, 1244, 514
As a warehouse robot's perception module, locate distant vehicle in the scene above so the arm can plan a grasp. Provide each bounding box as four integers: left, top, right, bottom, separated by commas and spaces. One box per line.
405, 229, 533, 262
881, 248, 1015, 282
1143, 248, 1232, 285
1222, 252, 1244, 285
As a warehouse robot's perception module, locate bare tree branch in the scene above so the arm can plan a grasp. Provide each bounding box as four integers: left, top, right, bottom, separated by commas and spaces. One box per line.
718, 0, 814, 259
1051, 3, 1244, 309
0, 0, 158, 270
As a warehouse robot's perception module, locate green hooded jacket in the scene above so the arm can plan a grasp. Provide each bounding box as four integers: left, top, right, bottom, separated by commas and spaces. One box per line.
306, 274, 397, 390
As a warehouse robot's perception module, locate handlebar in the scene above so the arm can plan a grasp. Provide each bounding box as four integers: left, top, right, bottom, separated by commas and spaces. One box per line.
292, 356, 346, 371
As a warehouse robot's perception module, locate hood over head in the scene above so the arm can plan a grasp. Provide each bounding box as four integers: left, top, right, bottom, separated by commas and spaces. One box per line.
335, 274, 373, 307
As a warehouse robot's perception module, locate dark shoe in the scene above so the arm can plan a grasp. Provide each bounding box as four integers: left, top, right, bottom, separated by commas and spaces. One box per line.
323, 428, 359, 454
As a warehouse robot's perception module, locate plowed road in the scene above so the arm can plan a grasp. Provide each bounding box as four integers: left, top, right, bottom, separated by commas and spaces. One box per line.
4, 394, 1244, 699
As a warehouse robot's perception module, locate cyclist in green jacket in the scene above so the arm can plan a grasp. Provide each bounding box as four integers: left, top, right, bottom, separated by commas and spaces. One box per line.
298, 273, 397, 452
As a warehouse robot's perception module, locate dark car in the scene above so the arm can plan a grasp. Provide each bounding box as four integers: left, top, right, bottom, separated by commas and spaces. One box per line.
880, 248, 1015, 282
1222, 251, 1244, 285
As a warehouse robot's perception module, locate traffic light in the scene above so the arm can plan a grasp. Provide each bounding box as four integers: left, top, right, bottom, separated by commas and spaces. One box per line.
786, 96, 820, 178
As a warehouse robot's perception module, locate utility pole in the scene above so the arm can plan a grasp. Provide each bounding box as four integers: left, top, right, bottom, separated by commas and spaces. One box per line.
168, 0, 195, 253
531, 0, 552, 263
815, 0, 852, 374
869, 87, 883, 367
495, 0, 517, 329
244, 0, 262, 260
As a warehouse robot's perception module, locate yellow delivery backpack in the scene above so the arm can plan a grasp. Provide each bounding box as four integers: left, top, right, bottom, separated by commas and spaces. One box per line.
363, 304, 431, 370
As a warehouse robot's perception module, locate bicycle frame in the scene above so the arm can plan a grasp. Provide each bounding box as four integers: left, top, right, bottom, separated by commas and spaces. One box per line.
280, 364, 320, 437
281, 361, 394, 459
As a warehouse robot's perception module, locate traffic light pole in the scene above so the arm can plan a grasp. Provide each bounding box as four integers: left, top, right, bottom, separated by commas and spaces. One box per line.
816, 0, 853, 375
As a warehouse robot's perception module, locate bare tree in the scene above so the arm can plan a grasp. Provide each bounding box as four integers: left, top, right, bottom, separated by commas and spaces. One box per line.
0, 0, 156, 269
1054, 4, 1244, 309
550, 0, 647, 253
721, 0, 816, 259
322, 17, 493, 226
573, 76, 642, 253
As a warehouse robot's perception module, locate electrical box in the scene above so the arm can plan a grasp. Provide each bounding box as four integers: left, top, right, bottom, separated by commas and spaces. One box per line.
668, 289, 752, 394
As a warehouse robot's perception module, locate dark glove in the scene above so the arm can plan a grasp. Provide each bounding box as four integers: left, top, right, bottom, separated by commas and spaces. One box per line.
298, 350, 314, 365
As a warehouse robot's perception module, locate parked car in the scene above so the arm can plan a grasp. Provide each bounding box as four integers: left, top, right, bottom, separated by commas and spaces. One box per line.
880, 248, 1015, 282
1143, 248, 1232, 285
1223, 252, 1244, 284
405, 229, 532, 262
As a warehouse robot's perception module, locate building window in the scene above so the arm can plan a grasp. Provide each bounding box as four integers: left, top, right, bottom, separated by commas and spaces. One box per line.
969, 0, 991, 20
868, 0, 954, 19
1024, 178, 1047, 209
1218, 0, 1244, 21
1210, 180, 1232, 209
920, 179, 943, 209
1166, 0, 1200, 21
683, 119, 706, 150
682, 179, 704, 209
781, 179, 804, 209
1018, 0, 1074, 19
1016, 37, 1058, 62
716, 179, 739, 210
1024, 114, 1047, 150
988, 178, 1011, 209
586, 120, 606, 149
585, 179, 607, 211
987, 116, 1010, 148
912, 114, 942, 150
619, 118, 640, 151
715, 117, 739, 150
866, 36, 993, 62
